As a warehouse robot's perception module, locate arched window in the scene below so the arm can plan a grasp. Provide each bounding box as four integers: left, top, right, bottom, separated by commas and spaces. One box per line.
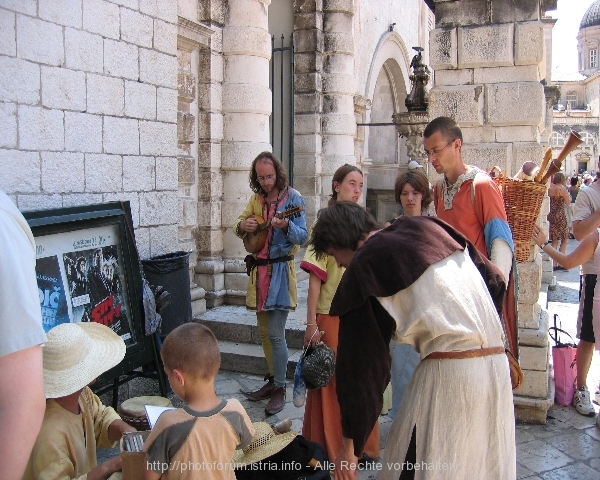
551, 132, 564, 147
591, 49, 598, 69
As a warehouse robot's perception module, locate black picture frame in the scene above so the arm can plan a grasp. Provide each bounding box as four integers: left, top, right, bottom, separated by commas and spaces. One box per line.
24, 201, 166, 402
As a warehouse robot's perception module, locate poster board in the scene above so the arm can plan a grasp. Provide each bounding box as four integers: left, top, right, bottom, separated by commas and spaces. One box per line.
24, 202, 164, 396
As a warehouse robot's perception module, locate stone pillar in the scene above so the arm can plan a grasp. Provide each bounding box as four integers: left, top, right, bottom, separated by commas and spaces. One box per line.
194, 2, 226, 308
293, 0, 356, 225
430, 0, 554, 423
354, 94, 371, 198
177, 14, 214, 316
220, 0, 272, 305
321, 0, 356, 207
293, 0, 325, 223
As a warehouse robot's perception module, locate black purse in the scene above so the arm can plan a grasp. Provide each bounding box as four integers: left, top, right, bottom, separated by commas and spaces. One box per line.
302, 341, 336, 390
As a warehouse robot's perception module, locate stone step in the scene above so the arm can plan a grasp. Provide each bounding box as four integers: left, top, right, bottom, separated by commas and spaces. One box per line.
198, 313, 306, 350
218, 340, 303, 379
196, 273, 310, 377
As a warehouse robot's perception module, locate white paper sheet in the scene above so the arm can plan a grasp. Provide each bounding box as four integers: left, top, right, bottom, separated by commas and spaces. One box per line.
144, 405, 176, 429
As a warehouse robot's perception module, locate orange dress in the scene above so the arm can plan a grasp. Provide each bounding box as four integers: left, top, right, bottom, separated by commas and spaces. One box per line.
300, 248, 379, 461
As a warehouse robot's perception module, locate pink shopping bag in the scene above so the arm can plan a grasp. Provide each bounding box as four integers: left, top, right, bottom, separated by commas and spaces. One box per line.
549, 314, 578, 406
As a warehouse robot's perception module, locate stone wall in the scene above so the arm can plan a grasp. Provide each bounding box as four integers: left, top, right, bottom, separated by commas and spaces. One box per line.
0, 0, 179, 259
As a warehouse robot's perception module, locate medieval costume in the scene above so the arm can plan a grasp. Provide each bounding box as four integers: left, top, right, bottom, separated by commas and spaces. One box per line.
330, 217, 516, 479
433, 168, 519, 356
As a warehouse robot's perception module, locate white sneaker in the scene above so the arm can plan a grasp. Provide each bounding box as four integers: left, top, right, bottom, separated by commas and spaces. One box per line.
594, 389, 600, 406
573, 386, 596, 417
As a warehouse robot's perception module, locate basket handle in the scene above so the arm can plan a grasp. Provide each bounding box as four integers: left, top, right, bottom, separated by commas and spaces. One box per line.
489, 166, 502, 177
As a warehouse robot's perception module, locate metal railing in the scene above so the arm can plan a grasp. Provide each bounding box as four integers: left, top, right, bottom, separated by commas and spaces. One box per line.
271, 34, 295, 186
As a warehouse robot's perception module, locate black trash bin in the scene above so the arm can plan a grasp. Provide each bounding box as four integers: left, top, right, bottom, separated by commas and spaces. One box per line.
142, 251, 192, 337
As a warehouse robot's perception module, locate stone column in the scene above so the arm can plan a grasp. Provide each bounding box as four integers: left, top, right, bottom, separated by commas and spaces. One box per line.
194, 2, 226, 308
220, 0, 272, 305
177, 14, 214, 316
293, 0, 324, 222
321, 0, 356, 208
293, 0, 356, 225
429, 0, 553, 423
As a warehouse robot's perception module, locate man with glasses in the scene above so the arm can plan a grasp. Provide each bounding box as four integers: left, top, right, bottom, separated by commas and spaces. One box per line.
234, 152, 307, 415
424, 116, 518, 356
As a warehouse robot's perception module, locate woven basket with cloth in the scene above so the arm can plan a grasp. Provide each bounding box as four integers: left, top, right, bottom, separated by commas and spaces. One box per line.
494, 173, 546, 263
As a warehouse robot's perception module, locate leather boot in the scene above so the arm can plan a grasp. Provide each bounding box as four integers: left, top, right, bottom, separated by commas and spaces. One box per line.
265, 386, 286, 415
239, 375, 275, 401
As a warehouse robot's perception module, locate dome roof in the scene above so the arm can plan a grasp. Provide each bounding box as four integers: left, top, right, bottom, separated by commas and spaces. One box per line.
581, 1, 600, 30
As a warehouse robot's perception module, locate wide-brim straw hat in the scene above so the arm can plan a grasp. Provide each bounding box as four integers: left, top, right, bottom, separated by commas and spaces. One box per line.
43, 322, 126, 398
233, 422, 298, 467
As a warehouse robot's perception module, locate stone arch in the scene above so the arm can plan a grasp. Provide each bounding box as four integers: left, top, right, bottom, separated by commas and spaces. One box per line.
364, 32, 411, 111
362, 33, 411, 167
362, 33, 412, 222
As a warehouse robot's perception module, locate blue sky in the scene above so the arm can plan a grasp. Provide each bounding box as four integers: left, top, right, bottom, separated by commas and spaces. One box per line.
551, 0, 597, 73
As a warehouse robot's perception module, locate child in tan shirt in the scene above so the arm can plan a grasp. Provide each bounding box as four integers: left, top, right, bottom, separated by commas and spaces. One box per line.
144, 323, 254, 480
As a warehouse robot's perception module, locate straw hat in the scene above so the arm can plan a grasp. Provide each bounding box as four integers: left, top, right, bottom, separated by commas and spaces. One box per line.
233, 422, 298, 466
43, 322, 126, 398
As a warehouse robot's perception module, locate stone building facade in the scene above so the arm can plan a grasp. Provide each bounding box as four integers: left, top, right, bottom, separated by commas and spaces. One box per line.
550, 0, 600, 175
0, 0, 559, 421
0, 0, 433, 311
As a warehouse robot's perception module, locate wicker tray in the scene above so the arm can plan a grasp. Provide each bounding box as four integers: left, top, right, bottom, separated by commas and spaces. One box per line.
495, 174, 546, 263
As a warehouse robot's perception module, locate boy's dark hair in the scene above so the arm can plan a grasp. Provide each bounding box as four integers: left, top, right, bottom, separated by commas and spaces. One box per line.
329, 164, 363, 206
249, 151, 288, 193
161, 323, 220, 380
394, 169, 433, 210
309, 202, 381, 259
423, 116, 463, 143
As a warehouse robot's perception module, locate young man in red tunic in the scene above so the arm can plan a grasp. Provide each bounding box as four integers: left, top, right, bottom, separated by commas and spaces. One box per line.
425, 116, 518, 356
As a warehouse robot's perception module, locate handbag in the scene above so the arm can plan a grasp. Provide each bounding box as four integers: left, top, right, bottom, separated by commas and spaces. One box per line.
302, 340, 336, 390
549, 314, 578, 406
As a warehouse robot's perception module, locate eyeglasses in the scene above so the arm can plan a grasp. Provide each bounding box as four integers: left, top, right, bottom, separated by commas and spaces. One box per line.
257, 174, 275, 183
424, 141, 454, 158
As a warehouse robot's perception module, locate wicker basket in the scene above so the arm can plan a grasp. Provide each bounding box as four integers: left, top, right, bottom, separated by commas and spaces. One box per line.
495, 174, 546, 263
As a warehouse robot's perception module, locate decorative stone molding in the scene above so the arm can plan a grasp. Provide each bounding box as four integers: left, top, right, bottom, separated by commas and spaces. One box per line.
353, 94, 371, 115
393, 111, 429, 161
178, 16, 213, 51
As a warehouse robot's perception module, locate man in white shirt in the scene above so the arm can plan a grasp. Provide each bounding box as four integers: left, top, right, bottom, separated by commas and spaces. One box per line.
572, 179, 600, 417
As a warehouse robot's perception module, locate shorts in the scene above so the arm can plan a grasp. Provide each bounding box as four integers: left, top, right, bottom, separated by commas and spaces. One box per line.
577, 274, 596, 343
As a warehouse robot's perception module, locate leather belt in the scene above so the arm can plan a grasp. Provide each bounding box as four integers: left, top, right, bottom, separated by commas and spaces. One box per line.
424, 346, 505, 360
253, 255, 293, 266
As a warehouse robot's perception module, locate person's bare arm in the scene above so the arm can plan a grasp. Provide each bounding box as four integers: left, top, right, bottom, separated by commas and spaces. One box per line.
572, 208, 600, 240
87, 456, 123, 480
304, 272, 322, 347
562, 186, 571, 206
108, 418, 137, 442
0, 345, 45, 480
533, 225, 597, 269
144, 454, 162, 480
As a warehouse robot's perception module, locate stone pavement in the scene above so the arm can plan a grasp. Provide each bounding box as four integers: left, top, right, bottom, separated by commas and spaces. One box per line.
99, 239, 600, 478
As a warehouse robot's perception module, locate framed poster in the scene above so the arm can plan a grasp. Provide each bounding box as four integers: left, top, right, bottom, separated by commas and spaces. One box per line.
24, 202, 165, 397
